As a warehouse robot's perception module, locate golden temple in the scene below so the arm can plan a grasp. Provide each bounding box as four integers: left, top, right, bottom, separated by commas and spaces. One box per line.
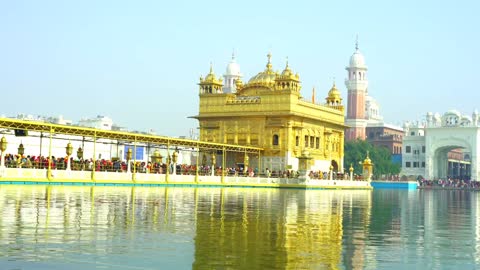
192, 53, 346, 173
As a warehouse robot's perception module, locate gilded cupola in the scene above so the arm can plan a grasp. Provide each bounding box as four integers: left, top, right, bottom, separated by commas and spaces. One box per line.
325, 81, 343, 107
199, 63, 224, 94
246, 53, 278, 89
274, 58, 301, 92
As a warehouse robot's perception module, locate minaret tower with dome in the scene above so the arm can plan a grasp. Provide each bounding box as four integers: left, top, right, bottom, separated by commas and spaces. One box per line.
345, 39, 369, 140
223, 52, 242, 93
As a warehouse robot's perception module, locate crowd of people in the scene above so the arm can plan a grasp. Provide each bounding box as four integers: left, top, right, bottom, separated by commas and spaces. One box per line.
418, 177, 480, 189
1, 153, 369, 180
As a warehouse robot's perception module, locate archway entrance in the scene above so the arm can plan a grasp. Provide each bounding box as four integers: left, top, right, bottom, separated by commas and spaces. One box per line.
331, 160, 339, 172
433, 146, 471, 180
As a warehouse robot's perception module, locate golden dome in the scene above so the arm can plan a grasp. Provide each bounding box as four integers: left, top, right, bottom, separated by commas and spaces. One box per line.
325, 81, 342, 106
328, 82, 341, 99
247, 53, 277, 88
281, 60, 293, 77
276, 58, 300, 83
363, 151, 372, 165
200, 63, 223, 86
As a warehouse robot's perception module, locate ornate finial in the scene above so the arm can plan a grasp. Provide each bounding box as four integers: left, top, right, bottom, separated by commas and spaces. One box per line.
232, 49, 236, 60
209, 62, 213, 74
332, 76, 336, 87
355, 35, 359, 51
285, 56, 289, 68
366, 150, 369, 158
266, 52, 272, 70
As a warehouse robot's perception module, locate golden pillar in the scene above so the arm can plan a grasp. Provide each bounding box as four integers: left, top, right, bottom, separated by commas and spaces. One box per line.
0, 136, 7, 168
17, 142, 25, 168
172, 150, 178, 175
244, 152, 249, 176
47, 127, 54, 180
65, 142, 73, 171
126, 148, 133, 173
211, 152, 216, 176
361, 151, 374, 182
349, 164, 354, 181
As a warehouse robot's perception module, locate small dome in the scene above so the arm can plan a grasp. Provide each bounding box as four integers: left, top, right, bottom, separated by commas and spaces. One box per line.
363, 151, 372, 165
445, 109, 461, 117
281, 62, 293, 77
248, 71, 277, 86
247, 53, 277, 88
204, 72, 216, 82
328, 83, 341, 100
349, 49, 366, 67
226, 53, 241, 76
200, 63, 223, 86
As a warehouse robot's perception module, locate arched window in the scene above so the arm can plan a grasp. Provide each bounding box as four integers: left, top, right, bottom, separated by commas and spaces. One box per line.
273, 134, 279, 146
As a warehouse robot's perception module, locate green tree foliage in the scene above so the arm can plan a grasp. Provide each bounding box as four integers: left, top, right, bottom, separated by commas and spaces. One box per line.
344, 139, 401, 177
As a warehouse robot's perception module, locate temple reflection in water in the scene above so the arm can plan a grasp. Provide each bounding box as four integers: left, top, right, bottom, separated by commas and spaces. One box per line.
0, 185, 372, 269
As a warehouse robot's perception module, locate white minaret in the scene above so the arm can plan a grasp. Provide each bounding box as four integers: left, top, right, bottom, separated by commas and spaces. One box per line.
345, 38, 369, 140
473, 109, 479, 126
223, 52, 242, 93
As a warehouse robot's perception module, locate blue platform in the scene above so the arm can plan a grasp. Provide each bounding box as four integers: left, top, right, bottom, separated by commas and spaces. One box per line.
371, 181, 418, 189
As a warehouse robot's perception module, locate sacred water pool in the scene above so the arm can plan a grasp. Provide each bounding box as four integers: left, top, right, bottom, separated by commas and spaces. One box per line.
0, 185, 479, 269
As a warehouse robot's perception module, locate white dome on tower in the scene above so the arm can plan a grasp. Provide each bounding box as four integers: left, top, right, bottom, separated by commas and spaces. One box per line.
349, 39, 367, 68
225, 53, 242, 76
349, 49, 366, 68
223, 52, 242, 93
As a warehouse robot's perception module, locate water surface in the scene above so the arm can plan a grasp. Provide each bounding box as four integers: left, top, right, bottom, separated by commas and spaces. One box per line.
0, 185, 478, 269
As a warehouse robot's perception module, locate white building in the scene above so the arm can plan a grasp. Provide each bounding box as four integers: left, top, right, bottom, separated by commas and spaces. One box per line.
402, 110, 480, 180
78, 115, 114, 130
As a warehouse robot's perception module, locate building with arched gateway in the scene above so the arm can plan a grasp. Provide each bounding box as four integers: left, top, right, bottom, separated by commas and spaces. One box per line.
401, 110, 480, 180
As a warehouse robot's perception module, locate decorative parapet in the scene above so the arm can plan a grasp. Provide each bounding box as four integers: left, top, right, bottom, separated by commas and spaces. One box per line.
226, 96, 261, 105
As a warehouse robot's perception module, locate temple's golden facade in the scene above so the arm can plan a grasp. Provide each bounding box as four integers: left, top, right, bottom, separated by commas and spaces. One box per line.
192, 54, 346, 173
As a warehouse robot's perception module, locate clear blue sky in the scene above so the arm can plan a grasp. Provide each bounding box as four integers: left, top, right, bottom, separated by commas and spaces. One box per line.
1, 0, 479, 137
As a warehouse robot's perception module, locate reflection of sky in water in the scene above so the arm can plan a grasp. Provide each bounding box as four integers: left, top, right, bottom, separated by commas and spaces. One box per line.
0, 186, 196, 270
0, 186, 479, 269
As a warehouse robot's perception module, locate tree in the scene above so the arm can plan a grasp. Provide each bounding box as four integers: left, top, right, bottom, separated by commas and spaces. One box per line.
344, 139, 401, 178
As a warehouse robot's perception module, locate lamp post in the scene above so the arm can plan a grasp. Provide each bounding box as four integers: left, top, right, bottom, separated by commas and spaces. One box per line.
172, 150, 178, 175
244, 153, 249, 176
65, 142, 73, 171
126, 148, 133, 173
361, 151, 374, 182
18, 143, 24, 156
151, 149, 162, 173
211, 152, 216, 176
349, 164, 354, 181
77, 147, 83, 160
166, 154, 171, 174
76, 147, 84, 171
17, 142, 25, 168
0, 136, 7, 168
